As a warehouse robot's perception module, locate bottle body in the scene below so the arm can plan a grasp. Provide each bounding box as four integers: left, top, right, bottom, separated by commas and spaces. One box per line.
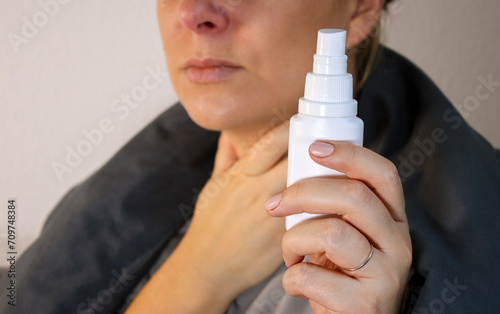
285, 113, 364, 230
285, 29, 363, 230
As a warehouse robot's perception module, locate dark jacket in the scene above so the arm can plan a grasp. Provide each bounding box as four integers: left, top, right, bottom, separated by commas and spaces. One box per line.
3, 47, 500, 313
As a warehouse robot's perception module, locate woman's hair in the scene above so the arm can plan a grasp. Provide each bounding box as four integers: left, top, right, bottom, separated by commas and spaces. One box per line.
355, 0, 395, 91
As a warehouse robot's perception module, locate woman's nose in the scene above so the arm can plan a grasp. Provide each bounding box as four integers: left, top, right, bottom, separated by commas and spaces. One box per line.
178, 0, 230, 35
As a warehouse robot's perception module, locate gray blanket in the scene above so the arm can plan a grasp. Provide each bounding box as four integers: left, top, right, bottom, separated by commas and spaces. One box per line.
3, 47, 500, 313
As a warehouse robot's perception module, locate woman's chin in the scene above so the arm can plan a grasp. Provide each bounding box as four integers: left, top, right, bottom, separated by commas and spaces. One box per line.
181, 100, 250, 131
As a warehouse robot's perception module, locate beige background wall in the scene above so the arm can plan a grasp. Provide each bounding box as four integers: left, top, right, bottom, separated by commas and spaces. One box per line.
1, 0, 499, 267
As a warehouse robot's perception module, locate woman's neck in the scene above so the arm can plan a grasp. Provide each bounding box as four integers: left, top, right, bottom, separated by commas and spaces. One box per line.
223, 120, 284, 160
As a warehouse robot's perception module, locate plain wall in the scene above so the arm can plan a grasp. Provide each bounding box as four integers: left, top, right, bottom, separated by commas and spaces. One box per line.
1, 0, 499, 268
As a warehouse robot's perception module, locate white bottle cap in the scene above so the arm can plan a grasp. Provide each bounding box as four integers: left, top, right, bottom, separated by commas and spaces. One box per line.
299, 29, 357, 118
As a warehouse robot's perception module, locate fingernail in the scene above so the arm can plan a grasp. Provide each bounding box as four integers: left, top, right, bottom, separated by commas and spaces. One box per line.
310, 142, 335, 157
265, 193, 282, 211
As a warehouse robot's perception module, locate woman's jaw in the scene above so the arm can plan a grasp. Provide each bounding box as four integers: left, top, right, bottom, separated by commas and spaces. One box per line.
174, 74, 298, 159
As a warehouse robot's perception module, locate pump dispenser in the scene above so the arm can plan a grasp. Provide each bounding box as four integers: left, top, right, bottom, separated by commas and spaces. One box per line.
286, 29, 364, 230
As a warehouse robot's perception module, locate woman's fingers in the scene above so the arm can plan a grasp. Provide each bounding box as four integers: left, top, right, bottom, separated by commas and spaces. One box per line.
214, 120, 289, 178
267, 178, 398, 248
309, 141, 406, 223
282, 262, 360, 311
240, 120, 289, 176
270, 142, 411, 313
212, 132, 238, 177
262, 156, 289, 195
282, 218, 378, 275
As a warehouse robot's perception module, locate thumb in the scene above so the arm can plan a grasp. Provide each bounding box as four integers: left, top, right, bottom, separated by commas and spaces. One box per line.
212, 132, 238, 177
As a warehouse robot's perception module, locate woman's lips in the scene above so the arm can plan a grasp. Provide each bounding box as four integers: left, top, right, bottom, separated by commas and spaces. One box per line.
184, 58, 242, 84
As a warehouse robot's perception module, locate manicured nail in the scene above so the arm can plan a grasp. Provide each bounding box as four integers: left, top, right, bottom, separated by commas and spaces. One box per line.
310, 142, 335, 157
265, 193, 282, 211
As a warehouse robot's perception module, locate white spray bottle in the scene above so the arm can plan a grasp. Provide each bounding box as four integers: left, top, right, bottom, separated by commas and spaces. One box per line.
286, 29, 364, 230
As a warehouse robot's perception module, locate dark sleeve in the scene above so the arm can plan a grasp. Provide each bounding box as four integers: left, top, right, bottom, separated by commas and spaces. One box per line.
0, 104, 218, 314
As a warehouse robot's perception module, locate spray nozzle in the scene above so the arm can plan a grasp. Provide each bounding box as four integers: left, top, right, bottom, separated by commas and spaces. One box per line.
317, 29, 346, 57
313, 29, 348, 75
300, 29, 355, 117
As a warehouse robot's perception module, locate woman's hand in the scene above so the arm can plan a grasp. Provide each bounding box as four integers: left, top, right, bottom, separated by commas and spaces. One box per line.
127, 122, 290, 314
170, 121, 290, 299
266, 141, 412, 314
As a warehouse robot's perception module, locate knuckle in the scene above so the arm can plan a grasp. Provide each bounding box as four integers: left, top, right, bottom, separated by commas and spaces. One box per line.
341, 143, 358, 169
384, 161, 401, 187
343, 142, 357, 160
346, 180, 372, 206
287, 180, 304, 203
322, 218, 349, 248
282, 263, 312, 295
292, 263, 312, 287
281, 230, 294, 251
400, 242, 413, 269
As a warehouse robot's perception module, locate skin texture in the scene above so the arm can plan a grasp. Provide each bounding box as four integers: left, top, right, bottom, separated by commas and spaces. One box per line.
126, 0, 411, 313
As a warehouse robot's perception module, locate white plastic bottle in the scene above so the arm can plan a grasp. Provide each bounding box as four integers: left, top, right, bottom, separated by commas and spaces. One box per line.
286, 29, 364, 230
